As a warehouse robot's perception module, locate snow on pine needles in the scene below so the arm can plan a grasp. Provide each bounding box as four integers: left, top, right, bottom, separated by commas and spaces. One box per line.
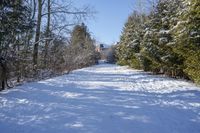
0, 63, 200, 133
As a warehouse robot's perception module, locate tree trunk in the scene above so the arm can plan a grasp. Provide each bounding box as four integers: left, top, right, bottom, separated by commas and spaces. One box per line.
17, 42, 20, 82
0, 58, 7, 90
33, 0, 42, 70
44, 0, 51, 67
1, 80, 5, 90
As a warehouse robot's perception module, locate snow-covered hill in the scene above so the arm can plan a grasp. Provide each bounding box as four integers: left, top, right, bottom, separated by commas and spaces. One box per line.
0, 63, 200, 133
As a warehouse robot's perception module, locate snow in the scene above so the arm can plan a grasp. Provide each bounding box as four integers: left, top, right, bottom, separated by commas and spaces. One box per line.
159, 29, 170, 35
0, 63, 200, 133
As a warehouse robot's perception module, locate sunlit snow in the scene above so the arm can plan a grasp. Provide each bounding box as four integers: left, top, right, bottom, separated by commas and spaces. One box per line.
0, 63, 200, 133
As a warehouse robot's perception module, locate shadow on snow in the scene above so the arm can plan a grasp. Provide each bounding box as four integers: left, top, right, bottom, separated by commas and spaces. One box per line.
0, 63, 200, 133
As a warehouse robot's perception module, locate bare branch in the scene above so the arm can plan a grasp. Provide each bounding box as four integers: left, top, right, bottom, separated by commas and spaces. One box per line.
42, 10, 88, 17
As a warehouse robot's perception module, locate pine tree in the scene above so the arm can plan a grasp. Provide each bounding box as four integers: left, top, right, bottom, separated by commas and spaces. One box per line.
116, 11, 146, 69
0, 0, 34, 89
116, 0, 200, 83
173, 0, 200, 82
141, 0, 184, 75
70, 23, 97, 68
140, 9, 162, 73
156, 0, 184, 77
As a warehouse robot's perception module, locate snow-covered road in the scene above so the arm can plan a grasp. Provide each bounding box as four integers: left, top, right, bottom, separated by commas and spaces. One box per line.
1, 63, 200, 133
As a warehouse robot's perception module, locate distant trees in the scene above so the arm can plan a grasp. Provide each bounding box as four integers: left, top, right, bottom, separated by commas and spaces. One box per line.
0, 0, 96, 90
68, 23, 98, 69
116, 0, 200, 83
106, 45, 117, 63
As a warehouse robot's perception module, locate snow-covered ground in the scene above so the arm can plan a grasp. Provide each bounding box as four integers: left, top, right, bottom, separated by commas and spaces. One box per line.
1, 63, 200, 133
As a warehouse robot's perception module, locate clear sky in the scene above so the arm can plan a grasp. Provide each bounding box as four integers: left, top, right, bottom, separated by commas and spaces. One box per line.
75, 0, 145, 45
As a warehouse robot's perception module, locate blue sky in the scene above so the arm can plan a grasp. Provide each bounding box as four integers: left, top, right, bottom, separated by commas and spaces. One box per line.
75, 0, 145, 45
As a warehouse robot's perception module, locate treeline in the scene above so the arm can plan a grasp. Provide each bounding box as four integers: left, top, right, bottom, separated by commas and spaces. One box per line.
0, 0, 99, 90
116, 0, 200, 83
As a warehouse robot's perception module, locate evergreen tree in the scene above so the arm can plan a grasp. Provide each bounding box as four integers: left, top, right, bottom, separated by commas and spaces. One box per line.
116, 0, 200, 83
70, 23, 97, 69
116, 11, 146, 69
0, 0, 34, 89
141, 11, 162, 73
155, 0, 183, 76
173, 0, 200, 82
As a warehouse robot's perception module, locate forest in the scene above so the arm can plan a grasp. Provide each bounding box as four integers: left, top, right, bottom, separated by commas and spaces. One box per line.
116, 0, 200, 84
0, 0, 99, 90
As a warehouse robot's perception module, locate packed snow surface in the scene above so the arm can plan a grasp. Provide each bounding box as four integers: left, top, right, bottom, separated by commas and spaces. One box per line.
1, 63, 200, 133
